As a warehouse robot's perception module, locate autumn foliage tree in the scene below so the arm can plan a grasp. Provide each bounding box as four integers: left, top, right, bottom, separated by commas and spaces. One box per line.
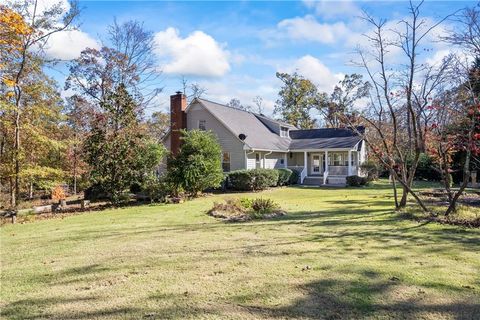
1, 1, 78, 208
275, 72, 319, 129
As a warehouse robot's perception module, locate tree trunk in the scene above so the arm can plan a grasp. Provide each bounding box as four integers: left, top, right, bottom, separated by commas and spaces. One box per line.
73, 147, 77, 195
9, 176, 15, 208
29, 181, 33, 199
399, 187, 408, 207
391, 172, 399, 209
14, 111, 20, 207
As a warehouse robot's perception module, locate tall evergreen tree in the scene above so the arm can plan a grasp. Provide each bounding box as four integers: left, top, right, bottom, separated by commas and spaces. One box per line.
84, 84, 164, 203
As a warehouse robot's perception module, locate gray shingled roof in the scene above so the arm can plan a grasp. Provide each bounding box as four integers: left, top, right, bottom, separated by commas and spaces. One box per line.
196, 98, 362, 151
289, 136, 362, 150
197, 99, 291, 151
289, 127, 363, 150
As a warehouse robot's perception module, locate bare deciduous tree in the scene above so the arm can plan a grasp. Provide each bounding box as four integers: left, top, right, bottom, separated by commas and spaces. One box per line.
347, 1, 452, 213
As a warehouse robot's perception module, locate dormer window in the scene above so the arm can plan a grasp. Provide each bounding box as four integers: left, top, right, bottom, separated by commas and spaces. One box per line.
198, 120, 206, 131
280, 126, 289, 138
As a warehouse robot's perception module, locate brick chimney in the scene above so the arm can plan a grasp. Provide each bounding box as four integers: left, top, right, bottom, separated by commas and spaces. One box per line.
170, 91, 187, 156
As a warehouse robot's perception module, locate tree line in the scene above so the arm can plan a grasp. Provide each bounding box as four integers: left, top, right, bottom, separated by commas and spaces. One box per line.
1, 1, 169, 207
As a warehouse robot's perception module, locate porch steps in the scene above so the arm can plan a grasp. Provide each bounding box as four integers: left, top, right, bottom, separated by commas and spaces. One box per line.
303, 176, 324, 186
303, 176, 346, 186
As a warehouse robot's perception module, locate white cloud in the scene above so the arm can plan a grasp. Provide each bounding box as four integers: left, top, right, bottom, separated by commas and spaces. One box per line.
277, 15, 350, 44
44, 30, 100, 60
154, 27, 230, 77
303, 0, 361, 19
198, 75, 278, 114
281, 55, 343, 92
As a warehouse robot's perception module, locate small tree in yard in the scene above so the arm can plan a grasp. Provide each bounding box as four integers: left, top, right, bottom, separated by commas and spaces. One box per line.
167, 130, 223, 197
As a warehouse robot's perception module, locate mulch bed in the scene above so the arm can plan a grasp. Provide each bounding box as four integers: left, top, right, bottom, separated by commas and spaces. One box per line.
207, 209, 286, 222
419, 189, 480, 208
403, 211, 480, 228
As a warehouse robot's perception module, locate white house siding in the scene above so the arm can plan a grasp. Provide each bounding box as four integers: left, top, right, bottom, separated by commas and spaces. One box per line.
246, 152, 256, 170
245, 151, 286, 170
187, 102, 246, 171
264, 152, 287, 169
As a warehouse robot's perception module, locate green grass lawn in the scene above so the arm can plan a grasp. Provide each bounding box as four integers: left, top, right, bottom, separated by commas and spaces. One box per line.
1, 181, 479, 319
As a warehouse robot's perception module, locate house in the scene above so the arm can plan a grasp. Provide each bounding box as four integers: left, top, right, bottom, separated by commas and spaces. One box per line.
162, 92, 367, 185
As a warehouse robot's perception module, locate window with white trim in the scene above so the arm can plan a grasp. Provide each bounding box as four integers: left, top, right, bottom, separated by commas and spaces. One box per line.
198, 120, 206, 131
222, 152, 231, 172
280, 126, 289, 138
328, 152, 348, 166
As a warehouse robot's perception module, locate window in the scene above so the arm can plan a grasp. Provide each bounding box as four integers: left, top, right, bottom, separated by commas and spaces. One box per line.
333, 153, 343, 166
280, 126, 289, 138
222, 152, 231, 172
328, 153, 350, 166
255, 153, 260, 161
280, 158, 285, 165
198, 120, 206, 131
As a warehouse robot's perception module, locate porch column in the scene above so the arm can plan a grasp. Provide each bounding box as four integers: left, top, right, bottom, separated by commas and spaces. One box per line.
348, 150, 352, 176
284, 153, 288, 168
325, 150, 329, 173
304, 151, 307, 175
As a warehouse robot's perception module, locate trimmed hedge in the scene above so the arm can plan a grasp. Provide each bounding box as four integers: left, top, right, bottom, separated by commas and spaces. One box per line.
227, 169, 279, 191
346, 175, 369, 187
276, 168, 293, 186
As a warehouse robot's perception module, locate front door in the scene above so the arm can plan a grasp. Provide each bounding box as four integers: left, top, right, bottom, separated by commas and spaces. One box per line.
311, 153, 321, 175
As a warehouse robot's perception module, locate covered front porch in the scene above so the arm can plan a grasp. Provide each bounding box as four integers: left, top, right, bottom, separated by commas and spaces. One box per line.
286, 150, 360, 185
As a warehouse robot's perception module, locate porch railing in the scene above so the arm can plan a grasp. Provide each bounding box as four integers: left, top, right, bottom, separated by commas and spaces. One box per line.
300, 167, 307, 184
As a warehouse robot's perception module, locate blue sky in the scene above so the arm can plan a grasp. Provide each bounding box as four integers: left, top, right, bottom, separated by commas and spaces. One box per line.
41, 0, 475, 116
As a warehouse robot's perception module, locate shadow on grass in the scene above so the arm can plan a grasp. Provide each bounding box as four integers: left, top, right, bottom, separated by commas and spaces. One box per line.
45, 195, 479, 256
235, 276, 480, 319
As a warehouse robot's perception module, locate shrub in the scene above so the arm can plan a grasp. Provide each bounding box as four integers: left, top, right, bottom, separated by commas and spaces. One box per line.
360, 160, 381, 181
142, 175, 168, 203
288, 168, 300, 185
129, 183, 142, 194
239, 197, 253, 209
166, 130, 224, 196
227, 169, 279, 191
414, 153, 441, 181
276, 168, 293, 186
227, 170, 253, 191
84, 183, 109, 201
346, 175, 369, 187
251, 198, 279, 215
51, 185, 66, 201
251, 169, 279, 190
